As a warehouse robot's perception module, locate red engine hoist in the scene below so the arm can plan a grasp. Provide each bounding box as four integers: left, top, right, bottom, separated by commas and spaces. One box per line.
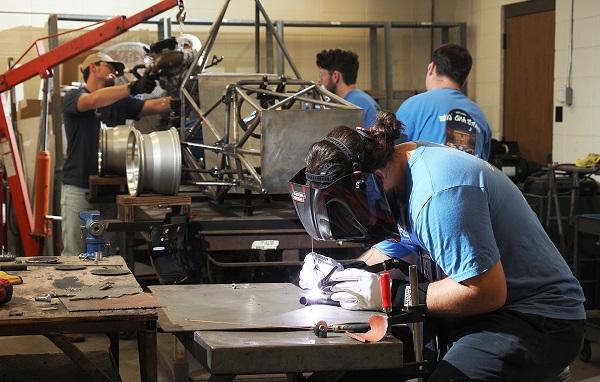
0, 0, 184, 256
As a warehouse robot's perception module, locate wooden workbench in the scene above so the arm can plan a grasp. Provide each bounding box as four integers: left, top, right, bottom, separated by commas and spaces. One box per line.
0, 256, 159, 382
150, 283, 404, 381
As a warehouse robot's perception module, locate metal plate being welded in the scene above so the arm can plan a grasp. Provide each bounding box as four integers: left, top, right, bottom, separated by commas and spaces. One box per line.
150, 283, 380, 332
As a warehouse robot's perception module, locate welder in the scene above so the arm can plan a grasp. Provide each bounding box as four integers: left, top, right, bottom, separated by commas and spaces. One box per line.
289, 111, 585, 381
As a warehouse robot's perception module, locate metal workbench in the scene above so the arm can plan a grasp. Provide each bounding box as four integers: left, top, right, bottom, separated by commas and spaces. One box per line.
150, 283, 404, 381
0, 256, 159, 382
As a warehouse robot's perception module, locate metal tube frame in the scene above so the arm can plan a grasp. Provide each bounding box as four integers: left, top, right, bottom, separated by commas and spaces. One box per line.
184, 78, 358, 197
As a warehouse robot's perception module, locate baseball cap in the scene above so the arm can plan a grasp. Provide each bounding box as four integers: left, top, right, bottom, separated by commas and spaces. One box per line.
80, 52, 125, 76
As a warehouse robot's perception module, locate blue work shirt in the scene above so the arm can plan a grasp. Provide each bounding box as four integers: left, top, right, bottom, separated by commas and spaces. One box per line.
387, 143, 585, 320
345, 88, 380, 128
396, 88, 492, 160
376, 88, 493, 257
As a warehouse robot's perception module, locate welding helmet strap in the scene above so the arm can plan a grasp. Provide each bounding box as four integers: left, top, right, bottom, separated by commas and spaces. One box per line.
325, 137, 358, 170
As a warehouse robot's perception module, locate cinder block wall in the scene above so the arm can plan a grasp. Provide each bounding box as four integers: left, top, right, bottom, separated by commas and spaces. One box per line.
552, 0, 600, 163
0, 1, 444, 107
436, 0, 600, 165
3, 0, 598, 168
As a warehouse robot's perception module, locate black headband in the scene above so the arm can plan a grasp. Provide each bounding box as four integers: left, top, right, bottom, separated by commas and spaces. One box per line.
306, 130, 375, 186
306, 162, 342, 185
324, 137, 358, 168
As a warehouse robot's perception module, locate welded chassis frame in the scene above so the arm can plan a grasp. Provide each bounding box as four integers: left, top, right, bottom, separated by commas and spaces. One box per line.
175, 0, 358, 198
179, 78, 358, 198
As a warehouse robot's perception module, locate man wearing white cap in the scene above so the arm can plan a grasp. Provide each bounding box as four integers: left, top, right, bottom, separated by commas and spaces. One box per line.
61, 52, 171, 256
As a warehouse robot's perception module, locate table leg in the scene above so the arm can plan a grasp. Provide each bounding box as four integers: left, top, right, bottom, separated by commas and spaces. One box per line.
46, 333, 116, 382
286, 372, 306, 381
138, 320, 158, 382
574, 217, 580, 278
108, 332, 120, 371
208, 375, 235, 382
308, 370, 346, 382
125, 232, 135, 273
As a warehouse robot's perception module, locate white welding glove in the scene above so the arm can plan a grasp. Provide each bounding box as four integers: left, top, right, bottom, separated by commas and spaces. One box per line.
330, 268, 382, 311
298, 252, 343, 290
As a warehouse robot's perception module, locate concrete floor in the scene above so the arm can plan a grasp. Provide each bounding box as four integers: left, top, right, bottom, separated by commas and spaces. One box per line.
0, 334, 599, 381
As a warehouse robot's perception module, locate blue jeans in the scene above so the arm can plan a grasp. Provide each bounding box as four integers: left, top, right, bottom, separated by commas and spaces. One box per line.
340, 310, 583, 381
428, 310, 584, 381
60, 184, 120, 256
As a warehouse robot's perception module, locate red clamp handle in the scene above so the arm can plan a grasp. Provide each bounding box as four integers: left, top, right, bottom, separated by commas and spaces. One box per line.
379, 271, 392, 313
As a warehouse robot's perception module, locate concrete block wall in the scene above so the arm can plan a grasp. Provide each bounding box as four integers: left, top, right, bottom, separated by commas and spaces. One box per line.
434, 0, 524, 141
0, 0, 440, 102
436, 0, 600, 165
553, 0, 600, 163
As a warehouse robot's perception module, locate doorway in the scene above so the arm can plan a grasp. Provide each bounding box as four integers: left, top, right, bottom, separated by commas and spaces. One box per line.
503, 0, 555, 166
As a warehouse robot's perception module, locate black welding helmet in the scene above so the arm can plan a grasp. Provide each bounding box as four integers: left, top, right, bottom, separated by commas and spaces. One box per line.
289, 168, 400, 244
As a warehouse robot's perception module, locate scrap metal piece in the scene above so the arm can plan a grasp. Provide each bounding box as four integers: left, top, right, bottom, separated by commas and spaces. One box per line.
26, 256, 59, 264
55, 265, 86, 271
98, 281, 114, 290
69, 286, 139, 301
34, 294, 53, 302
0, 252, 15, 262
90, 268, 130, 276
62, 293, 160, 312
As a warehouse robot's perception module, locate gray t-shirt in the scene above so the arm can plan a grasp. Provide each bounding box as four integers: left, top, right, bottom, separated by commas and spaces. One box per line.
62, 87, 144, 188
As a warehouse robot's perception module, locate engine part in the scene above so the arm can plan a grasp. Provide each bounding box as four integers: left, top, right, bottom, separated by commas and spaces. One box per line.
126, 127, 182, 196
98, 124, 136, 176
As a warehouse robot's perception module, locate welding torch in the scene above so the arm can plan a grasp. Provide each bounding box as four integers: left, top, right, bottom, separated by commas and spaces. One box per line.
299, 266, 341, 307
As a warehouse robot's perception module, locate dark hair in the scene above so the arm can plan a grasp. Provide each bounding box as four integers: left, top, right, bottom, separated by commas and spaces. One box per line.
316, 49, 359, 85
306, 111, 403, 183
431, 43, 472, 86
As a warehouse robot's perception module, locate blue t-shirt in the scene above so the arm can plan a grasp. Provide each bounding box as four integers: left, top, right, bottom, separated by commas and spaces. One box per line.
377, 89, 493, 261
386, 143, 585, 320
396, 88, 492, 160
345, 88, 380, 128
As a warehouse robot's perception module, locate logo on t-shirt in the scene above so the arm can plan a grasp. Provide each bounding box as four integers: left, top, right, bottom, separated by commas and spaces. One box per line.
439, 109, 479, 155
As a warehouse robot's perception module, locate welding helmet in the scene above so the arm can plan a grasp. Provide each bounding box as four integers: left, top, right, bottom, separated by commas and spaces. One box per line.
289, 168, 400, 244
